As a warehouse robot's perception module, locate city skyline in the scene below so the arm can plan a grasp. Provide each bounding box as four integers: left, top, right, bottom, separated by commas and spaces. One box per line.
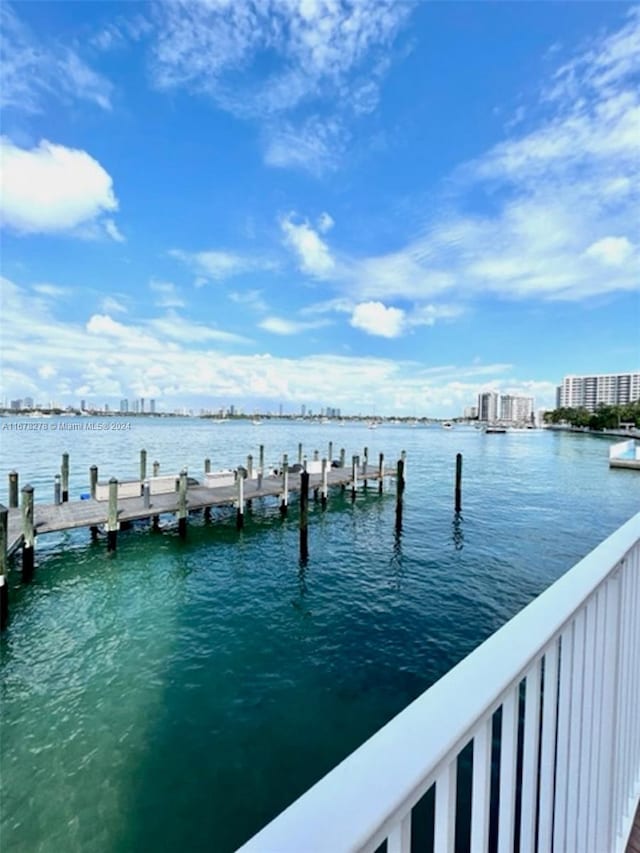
1, 3, 638, 417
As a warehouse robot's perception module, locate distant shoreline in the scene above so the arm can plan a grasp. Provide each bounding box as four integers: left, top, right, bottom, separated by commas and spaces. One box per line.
545, 424, 640, 440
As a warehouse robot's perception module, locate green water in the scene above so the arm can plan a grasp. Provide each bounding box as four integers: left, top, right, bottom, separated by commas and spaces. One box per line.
1, 421, 638, 851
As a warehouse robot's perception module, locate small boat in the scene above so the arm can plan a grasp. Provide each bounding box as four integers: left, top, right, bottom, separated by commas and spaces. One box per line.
367, 422, 378, 430
442, 422, 453, 429
251, 419, 262, 426
485, 426, 507, 434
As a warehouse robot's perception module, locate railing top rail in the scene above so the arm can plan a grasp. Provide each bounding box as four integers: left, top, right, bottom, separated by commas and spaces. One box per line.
238, 511, 640, 853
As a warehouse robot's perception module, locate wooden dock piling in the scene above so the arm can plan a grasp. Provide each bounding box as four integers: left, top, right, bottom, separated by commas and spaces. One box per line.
363, 447, 369, 490
351, 455, 358, 502
8, 471, 18, 509
455, 453, 462, 514
321, 458, 328, 509
247, 454, 254, 480
107, 478, 118, 551
299, 471, 309, 561
340, 448, 345, 468
154, 460, 161, 476
61, 453, 69, 502
236, 469, 245, 530
54, 474, 61, 505
0, 504, 8, 630
22, 484, 35, 577
280, 454, 289, 516
178, 470, 188, 537
90, 465, 98, 500
139, 449, 147, 483
143, 481, 151, 509
378, 453, 384, 495
395, 457, 405, 533
328, 441, 333, 464
298, 443, 303, 465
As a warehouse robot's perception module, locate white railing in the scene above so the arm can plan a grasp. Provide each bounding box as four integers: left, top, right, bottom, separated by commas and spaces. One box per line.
238, 512, 640, 853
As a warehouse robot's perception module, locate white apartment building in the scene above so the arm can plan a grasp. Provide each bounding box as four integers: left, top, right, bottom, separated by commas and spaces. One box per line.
477, 391, 534, 424
477, 391, 499, 422
558, 373, 640, 412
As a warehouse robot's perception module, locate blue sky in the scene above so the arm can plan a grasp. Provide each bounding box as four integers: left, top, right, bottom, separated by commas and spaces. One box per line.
1, 1, 638, 416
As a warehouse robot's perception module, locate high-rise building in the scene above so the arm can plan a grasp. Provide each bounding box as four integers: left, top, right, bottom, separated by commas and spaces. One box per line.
558, 373, 640, 412
150, 399, 156, 414
140, 397, 145, 413
477, 391, 499, 422
500, 395, 534, 424
80, 399, 86, 411
463, 406, 478, 419
120, 398, 128, 413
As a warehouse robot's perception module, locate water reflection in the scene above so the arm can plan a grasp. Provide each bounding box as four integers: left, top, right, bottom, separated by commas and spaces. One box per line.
452, 513, 464, 551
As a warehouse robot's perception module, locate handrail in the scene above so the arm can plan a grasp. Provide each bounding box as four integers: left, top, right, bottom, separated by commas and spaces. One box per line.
238, 511, 640, 852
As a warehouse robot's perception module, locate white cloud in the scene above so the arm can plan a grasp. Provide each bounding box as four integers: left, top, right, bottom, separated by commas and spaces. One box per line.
32, 283, 71, 298
0, 138, 120, 238
317, 212, 335, 234
350, 301, 405, 338
264, 116, 348, 174
147, 311, 253, 345
101, 296, 128, 314
0, 4, 113, 113
229, 289, 268, 313
584, 236, 633, 267
149, 279, 185, 308
104, 219, 125, 243
170, 248, 275, 281
280, 213, 335, 277
259, 316, 330, 336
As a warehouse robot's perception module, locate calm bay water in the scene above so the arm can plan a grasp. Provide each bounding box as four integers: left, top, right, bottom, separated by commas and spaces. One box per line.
1, 418, 639, 852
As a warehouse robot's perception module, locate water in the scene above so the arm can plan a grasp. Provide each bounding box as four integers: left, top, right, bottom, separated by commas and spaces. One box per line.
1, 419, 639, 852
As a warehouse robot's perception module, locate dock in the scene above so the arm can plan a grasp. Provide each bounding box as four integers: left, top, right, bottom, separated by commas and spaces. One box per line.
609, 438, 640, 470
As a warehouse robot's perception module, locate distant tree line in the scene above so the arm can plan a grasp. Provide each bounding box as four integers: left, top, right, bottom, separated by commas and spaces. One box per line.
544, 401, 640, 429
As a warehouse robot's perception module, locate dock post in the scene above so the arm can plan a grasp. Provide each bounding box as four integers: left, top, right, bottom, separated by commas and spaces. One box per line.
321, 458, 328, 509
236, 469, 245, 530
401, 449, 407, 481
54, 474, 61, 505
351, 455, 358, 502
22, 484, 35, 578
61, 453, 69, 502
247, 454, 253, 480
299, 470, 309, 561
8, 471, 18, 508
313, 449, 319, 462
280, 454, 289, 517
395, 458, 405, 533
178, 469, 188, 538
340, 448, 345, 468
378, 452, 384, 495
107, 478, 118, 552
455, 453, 463, 514
258, 445, 264, 481
140, 449, 147, 483
143, 480, 151, 509
154, 460, 161, 477
90, 465, 98, 500
328, 441, 333, 464
298, 443, 303, 465
0, 504, 8, 629
363, 446, 368, 490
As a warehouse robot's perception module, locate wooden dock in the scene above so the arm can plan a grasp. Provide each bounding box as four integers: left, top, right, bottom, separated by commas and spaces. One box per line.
3, 466, 395, 557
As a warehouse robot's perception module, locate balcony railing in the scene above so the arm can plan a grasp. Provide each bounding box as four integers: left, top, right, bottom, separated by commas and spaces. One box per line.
238, 512, 640, 852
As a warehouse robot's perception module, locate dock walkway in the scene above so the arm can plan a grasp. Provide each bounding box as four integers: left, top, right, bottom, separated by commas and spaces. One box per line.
4, 467, 394, 557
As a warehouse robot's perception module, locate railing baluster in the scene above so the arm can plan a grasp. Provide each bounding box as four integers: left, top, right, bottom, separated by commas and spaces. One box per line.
616, 555, 634, 841
497, 688, 519, 853
520, 659, 542, 853
564, 607, 586, 851
386, 813, 411, 853
577, 597, 597, 852
586, 588, 607, 852
470, 718, 492, 853
538, 639, 559, 852
596, 572, 622, 852
554, 621, 576, 852
434, 760, 456, 853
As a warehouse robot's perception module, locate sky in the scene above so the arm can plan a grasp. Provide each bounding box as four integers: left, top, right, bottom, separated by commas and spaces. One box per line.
0, 1, 638, 416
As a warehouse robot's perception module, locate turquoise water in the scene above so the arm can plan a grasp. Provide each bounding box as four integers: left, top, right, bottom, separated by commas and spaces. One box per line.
1, 420, 639, 852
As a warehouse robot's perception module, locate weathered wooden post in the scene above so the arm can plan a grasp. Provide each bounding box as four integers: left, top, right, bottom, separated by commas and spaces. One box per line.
178, 469, 188, 538
8, 471, 18, 508
298, 443, 303, 465
401, 449, 407, 481
328, 441, 333, 464
299, 470, 309, 561
154, 460, 161, 476
321, 458, 328, 509
395, 457, 405, 533
54, 474, 61, 505
313, 449, 319, 462
140, 449, 147, 482
257, 444, 264, 489
0, 504, 8, 629
107, 478, 118, 551
247, 454, 253, 480
90, 465, 98, 500
303, 455, 308, 472
22, 484, 35, 578
340, 448, 345, 468
143, 480, 151, 509
236, 468, 245, 530
455, 452, 463, 514
61, 453, 69, 502
363, 446, 369, 490
280, 454, 289, 517
378, 452, 384, 495
351, 455, 358, 502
